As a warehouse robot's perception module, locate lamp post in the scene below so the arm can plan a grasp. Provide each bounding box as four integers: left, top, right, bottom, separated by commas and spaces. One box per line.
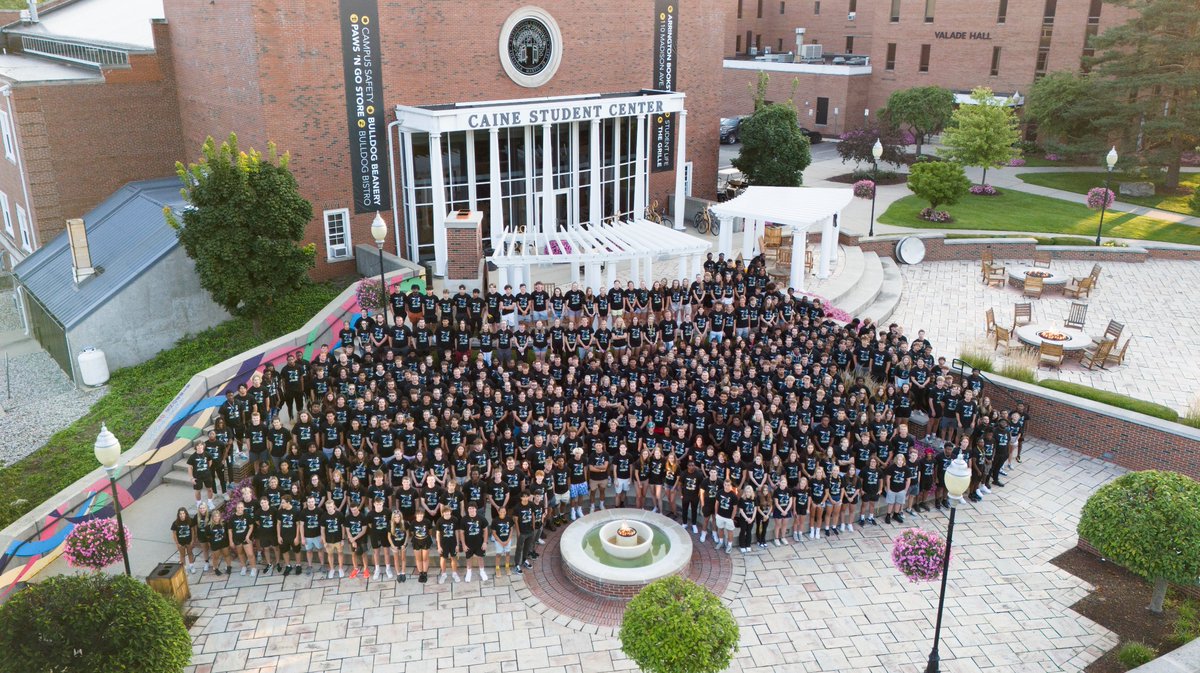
924, 454, 972, 673
869, 139, 883, 237
93, 423, 131, 577
371, 213, 389, 327
1095, 146, 1118, 246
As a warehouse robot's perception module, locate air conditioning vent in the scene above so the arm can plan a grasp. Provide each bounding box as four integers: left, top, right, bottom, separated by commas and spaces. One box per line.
848, 11, 856, 20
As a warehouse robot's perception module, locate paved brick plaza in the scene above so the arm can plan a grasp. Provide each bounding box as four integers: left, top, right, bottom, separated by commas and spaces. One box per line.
183, 438, 1122, 673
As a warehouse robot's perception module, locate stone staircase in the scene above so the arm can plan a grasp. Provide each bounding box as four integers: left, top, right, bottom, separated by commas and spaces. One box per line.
806, 245, 904, 325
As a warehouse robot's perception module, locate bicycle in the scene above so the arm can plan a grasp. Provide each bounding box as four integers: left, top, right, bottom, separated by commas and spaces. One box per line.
645, 199, 674, 228
691, 206, 719, 236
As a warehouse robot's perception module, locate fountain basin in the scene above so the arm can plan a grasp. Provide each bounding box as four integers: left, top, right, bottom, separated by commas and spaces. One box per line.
560, 509, 693, 598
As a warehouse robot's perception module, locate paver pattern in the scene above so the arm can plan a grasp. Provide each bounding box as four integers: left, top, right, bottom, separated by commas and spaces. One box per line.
183, 438, 1121, 673
889, 258, 1200, 414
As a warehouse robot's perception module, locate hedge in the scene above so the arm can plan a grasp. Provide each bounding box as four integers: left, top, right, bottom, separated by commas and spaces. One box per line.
1038, 380, 1180, 422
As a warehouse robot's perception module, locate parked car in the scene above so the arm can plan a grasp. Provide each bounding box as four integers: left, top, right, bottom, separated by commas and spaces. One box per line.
799, 126, 823, 144
720, 116, 746, 144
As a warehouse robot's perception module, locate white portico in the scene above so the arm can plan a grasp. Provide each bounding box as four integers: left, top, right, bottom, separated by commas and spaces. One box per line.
392, 90, 691, 277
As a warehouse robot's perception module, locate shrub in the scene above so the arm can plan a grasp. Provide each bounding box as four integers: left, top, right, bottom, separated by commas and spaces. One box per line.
620, 576, 739, 673
1116, 642, 1157, 670
891, 528, 948, 582
997, 351, 1038, 384
0, 573, 192, 673
1007, 157, 1027, 167
1037, 380, 1179, 422
958, 342, 994, 373
853, 179, 876, 199
918, 208, 953, 223
908, 160, 971, 210
1086, 186, 1116, 210
851, 168, 899, 182
1190, 186, 1200, 215
969, 184, 1000, 196
1169, 599, 1200, 646
1184, 395, 1200, 430
1043, 153, 1062, 162
1078, 471, 1200, 613
63, 517, 130, 571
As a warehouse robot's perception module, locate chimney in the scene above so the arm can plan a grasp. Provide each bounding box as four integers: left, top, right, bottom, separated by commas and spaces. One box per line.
66, 218, 95, 283
27, 0, 38, 23
795, 28, 806, 53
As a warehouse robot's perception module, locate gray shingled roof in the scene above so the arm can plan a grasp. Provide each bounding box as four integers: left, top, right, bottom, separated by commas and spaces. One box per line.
13, 177, 187, 328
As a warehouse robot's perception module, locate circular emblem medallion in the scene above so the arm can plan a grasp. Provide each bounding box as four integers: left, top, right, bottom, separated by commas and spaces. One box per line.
499, 7, 563, 88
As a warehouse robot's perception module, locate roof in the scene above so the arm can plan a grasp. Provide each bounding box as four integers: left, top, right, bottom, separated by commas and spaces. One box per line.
489, 219, 710, 268
6, 0, 164, 51
711, 187, 853, 229
0, 52, 100, 84
13, 177, 186, 328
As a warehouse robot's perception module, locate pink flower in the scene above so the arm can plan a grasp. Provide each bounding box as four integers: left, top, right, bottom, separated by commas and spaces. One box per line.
891, 528, 948, 583
63, 517, 130, 571
853, 180, 876, 200
1086, 187, 1115, 210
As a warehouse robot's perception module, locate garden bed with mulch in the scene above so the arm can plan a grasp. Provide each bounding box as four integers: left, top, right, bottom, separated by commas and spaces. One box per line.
827, 172, 909, 186
1051, 546, 1198, 673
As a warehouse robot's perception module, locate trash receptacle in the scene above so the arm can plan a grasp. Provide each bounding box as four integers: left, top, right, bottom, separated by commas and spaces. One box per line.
146, 562, 190, 604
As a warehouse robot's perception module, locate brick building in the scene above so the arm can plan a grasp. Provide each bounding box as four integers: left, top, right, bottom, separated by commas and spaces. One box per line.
722, 0, 1135, 136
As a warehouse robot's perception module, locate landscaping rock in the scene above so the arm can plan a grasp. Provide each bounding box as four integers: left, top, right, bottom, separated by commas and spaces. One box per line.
1118, 181, 1155, 197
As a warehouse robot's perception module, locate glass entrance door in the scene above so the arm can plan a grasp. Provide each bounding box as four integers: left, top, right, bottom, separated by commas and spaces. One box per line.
535, 187, 572, 234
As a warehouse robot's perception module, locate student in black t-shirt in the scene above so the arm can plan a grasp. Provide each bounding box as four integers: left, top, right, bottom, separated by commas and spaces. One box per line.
367, 498, 392, 580
388, 510, 409, 582
409, 509, 432, 584
883, 454, 910, 524
436, 506, 461, 584
187, 441, 216, 510
229, 501, 256, 577
858, 456, 882, 526
171, 507, 197, 574
277, 496, 301, 576
344, 502, 370, 580
208, 510, 232, 576
736, 485, 757, 552
254, 495, 279, 575
458, 503, 489, 583
320, 499, 346, 579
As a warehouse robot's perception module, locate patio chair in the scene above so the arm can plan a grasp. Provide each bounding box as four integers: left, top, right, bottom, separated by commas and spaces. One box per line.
985, 308, 997, 335
1037, 342, 1065, 369
1080, 339, 1113, 370
1063, 276, 1093, 299
985, 264, 1006, 288
769, 246, 793, 282
1092, 320, 1124, 345
1104, 336, 1131, 367
1064, 301, 1088, 330
982, 251, 994, 267
1033, 250, 1052, 268
1089, 263, 1102, 289
1013, 302, 1032, 327
993, 325, 1014, 353
805, 248, 814, 274
763, 226, 783, 252
1023, 275, 1044, 299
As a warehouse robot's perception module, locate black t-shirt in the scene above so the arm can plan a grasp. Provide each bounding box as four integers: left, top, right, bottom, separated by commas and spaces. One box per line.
302, 508, 323, 538
886, 466, 908, 493
490, 517, 513, 542
187, 452, 212, 476
171, 518, 193, 544
320, 511, 344, 543
459, 515, 487, 542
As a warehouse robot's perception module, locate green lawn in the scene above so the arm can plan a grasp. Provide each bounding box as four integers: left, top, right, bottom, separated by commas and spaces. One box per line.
1017, 171, 1200, 216
878, 191, 1200, 246
0, 282, 342, 531
0, 0, 42, 8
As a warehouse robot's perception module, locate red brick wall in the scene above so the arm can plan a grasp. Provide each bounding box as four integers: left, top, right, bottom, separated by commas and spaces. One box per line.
445, 222, 481, 282
14, 21, 184, 246
841, 233, 1200, 264
167, 0, 730, 280
720, 65, 872, 137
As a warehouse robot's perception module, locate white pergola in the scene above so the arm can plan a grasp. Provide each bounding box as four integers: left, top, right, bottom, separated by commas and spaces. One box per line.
710, 186, 854, 290
488, 219, 712, 291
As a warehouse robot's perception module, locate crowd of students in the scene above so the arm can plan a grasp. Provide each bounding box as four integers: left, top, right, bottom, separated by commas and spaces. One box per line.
173, 252, 1028, 584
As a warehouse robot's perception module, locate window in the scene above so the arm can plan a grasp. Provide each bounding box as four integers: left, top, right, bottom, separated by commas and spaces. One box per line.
815, 97, 829, 126
1087, 0, 1102, 20
997, 0, 1008, 23
0, 192, 10, 237
845, 36, 854, 53
890, 0, 900, 22
757, 0, 764, 18
1035, 48, 1050, 75
990, 46, 1002, 76
848, 0, 857, 12
924, 0, 935, 23
1043, 0, 1057, 21
781, 1, 786, 14
0, 111, 14, 163
16, 204, 30, 252
814, 0, 820, 14
778, 38, 784, 52
885, 43, 897, 71
323, 208, 352, 261
919, 44, 930, 72
756, 34, 762, 51
737, 0, 743, 19
736, 35, 742, 53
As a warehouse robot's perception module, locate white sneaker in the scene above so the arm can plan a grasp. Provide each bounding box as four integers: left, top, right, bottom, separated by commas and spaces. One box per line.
773, 539, 781, 547
240, 567, 247, 576
328, 569, 335, 579
691, 524, 698, 534
848, 524, 855, 532
203, 562, 211, 571
385, 565, 394, 579
452, 572, 461, 583
250, 568, 257, 577
207, 499, 215, 510
372, 567, 381, 581
438, 573, 447, 585
598, 501, 605, 510
465, 569, 473, 582
714, 538, 722, 549
700, 531, 707, 542
338, 568, 345, 578
681, 520, 688, 528
538, 538, 545, 545
480, 569, 489, 582
187, 564, 195, 574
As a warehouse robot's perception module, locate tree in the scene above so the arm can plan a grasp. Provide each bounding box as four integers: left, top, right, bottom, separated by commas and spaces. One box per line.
883, 86, 955, 157
0, 573, 192, 672
906, 160, 970, 210
167, 133, 316, 335
940, 87, 1021, 186
620, 576, 739, 673
1077, 470, 1200, 613
731, 103, 812, 187
1087, 0, 1200, 190
837, 121, 908, 168
1025, 71, 1105, 156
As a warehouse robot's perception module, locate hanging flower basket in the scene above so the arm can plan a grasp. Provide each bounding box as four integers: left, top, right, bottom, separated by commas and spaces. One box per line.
63, 517, 130, 571
853, 179, 876, 200
1086, 187, 1115, 210
355, 278, 386, 313
891, 527, 948, 583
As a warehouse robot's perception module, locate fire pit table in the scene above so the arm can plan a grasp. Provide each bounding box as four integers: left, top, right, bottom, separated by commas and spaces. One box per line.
1007, 267, 1070, 288
1014, 323, 1094, 351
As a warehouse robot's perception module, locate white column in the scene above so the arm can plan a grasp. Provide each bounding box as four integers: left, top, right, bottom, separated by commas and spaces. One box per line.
673, 110, 688, 230
677, 255, 689, 281
570, 121, 581, 226
589, 119, 602, 224
790, 228, 807, 292
523, 265, 533, 289
605, 260, 617, 287
717, 215, 733, 258
429, 132, 448, 276
818, 215, 833, 279
611, 118, 621, 217
742, 218, 757, 259
691, 254, 704, 279
571, 263, 580, 283
466, 129, 477, 209
634, 114, 647, 216
643, 256, 653, 286
585, 262, 601, 291
630, 256, 639, 283
489, 128, 503, 239
541, 123, 553, 236
497, 266, 510, 290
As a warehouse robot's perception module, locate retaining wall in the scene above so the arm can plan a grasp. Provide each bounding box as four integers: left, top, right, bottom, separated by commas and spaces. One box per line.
840, 232, 1200, 263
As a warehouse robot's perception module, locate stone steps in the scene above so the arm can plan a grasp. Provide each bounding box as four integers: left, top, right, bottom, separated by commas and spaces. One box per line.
861, 256, 904, 325
832, 251, 884, 318
813, 245, 865, 308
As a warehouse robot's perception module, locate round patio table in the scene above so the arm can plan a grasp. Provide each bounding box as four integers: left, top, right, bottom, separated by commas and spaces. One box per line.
1015, 324, 1093, 351
1007, 267, 1070, 287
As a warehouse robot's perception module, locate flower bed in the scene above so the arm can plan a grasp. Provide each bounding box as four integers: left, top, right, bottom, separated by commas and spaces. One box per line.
1008, 157, 1027, 167
545, 239, 574, 256
1044, 153, 1062, 162
969, 184, 1000, 196
63, 517, 130, 571
891, 528, 948, 583
919, 207, 953, 223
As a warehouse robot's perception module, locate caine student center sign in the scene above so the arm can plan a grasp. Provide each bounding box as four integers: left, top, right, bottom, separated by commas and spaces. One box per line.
340, 0, 390, 213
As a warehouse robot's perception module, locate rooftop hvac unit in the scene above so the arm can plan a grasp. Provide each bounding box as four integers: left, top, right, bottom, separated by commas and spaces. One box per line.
748, 46, 758, 56
847, 11, 856, 20
764, 46, 772, 54
799, 44, 823, 61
